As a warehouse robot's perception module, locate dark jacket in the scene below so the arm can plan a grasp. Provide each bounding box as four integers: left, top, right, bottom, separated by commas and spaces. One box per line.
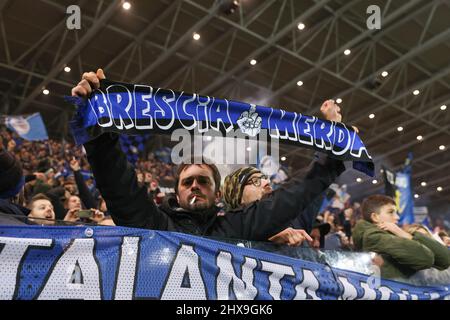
85, 133, 345, 241
0, 199, 29, 225
353, 220, 450, 280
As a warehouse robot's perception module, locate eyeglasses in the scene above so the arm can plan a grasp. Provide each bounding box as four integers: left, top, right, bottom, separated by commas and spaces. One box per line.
181, 175, 212, 188
245, 174, 268, 187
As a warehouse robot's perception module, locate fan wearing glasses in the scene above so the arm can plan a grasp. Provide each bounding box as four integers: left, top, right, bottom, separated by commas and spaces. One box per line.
222, 100, 346, 246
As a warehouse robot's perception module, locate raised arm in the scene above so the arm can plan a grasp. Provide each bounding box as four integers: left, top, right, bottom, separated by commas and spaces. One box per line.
72, 69, 168, 230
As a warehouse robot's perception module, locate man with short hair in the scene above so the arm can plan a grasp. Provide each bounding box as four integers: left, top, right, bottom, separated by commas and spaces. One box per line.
353, 194, 450, 280
71, 69, 346, 241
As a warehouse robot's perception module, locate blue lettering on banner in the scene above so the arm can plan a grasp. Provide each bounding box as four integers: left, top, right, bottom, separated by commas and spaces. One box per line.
0, 226, 448, 300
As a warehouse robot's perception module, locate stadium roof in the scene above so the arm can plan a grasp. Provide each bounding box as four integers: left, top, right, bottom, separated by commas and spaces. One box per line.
0, 0, 449, 206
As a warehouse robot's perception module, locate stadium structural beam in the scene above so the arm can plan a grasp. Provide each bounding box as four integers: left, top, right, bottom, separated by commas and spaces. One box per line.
132, 1, 222, 83
14, 0, 123, 114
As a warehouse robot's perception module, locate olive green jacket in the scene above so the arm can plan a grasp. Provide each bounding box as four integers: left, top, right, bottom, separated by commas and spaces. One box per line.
353, 220, 450, 280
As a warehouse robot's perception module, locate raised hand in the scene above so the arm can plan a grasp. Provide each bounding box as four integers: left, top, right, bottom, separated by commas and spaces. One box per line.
320, 99, 342, 122
268, 227, 313, 247
71, 69, 106, 98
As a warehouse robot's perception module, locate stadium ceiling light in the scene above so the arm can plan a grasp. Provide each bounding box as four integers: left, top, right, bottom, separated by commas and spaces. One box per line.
414, 194, 419, 199
297, 23, 305, 30
281, 156, 287, 161
122, 2, 131, 10
372, 179, 378, 184
413, 89, 420, 96
193, 32, 200, 40
296, 80, 303, 87
437, 186, 443, 192
336, 98, 342, 104
356, 177, 362, 183
439, 145, 446, 151
250, 59, 257, 66
416, 135, 423, 141
441, 105, 447, 111
369, 113, 375, 119
421, 181, 427, 187
381, 71, 389, 77
64, 66, 71, 73
397, 126, 403, 132
344, 49, 351, 56
42, 89, 50, 95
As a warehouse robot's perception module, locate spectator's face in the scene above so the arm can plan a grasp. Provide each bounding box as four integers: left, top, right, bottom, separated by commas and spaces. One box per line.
443, 237, 450, 246
310, 228, 321, 249
372, 204, 399, 224
29, 199, 55, 225
68, 196, 82, 210
65, 183, 76, 194
177, 165, 219, 212
145, 172, 152, 183
241, 173, 272, 206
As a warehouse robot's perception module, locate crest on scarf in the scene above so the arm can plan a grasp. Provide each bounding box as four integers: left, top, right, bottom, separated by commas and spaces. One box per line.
237, 104, 262, 137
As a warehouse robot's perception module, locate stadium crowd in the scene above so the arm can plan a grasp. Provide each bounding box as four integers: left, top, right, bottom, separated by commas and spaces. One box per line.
0, 69, 448, 283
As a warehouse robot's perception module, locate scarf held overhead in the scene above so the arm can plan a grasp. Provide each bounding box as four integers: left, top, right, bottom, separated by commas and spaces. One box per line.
68, 80, 374, 176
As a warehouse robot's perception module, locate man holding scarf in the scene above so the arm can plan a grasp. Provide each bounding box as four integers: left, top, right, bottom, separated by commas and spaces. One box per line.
71, 69, 346, 241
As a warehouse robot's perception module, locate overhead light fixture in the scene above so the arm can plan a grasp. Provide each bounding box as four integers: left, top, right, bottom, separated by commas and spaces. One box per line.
336, 98, 342, 104
356, 177, 362, 183
219, 0, 240, 15
413, 89, 420, 96
397, 126, 403, 132
372, 179, 378, 184
381, 71, 389, 77
64, 66, 71, 73
250, 59, 257, 66
296, 80, 303, 87
42, 89, 50, 95
297, 23, 305, 30
281, 156, 286, 161
369, 113, 375, 119
193, 32, 200, 40
421, 181, 427, 187
437, 186, 443, 192
416, 135, 423, 141
439, 145, 446, 151
344, 49, 351, 56
440, 105, 447, 111
122, 2, 131, 10
414, 194, 419, 199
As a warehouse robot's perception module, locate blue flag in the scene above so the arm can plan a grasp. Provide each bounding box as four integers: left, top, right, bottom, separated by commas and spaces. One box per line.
5, 113, 48, 141
396, 153, 415, 225
382, 153, 415, 225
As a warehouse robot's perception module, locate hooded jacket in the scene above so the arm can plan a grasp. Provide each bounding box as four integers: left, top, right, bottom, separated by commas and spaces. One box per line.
84, 133, 345, 241
353, 220, 450, 280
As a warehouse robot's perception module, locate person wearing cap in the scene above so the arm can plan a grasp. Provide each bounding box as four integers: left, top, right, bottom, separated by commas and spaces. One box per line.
0, 147, 29, 225
70, 69, 346, 241
221, 100, 343, 246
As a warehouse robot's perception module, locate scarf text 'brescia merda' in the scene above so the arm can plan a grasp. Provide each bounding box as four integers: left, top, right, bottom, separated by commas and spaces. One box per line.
67, 80, 374, 176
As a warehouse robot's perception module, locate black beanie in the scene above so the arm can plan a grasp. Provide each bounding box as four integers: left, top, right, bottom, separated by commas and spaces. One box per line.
0, 150, 24, 199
